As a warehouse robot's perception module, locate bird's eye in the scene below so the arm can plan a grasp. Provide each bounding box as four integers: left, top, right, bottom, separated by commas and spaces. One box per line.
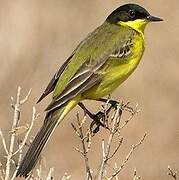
129, 10, 135, 18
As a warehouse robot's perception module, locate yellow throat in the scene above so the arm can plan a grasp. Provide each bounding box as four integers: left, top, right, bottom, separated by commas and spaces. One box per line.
118, 19, 148, 37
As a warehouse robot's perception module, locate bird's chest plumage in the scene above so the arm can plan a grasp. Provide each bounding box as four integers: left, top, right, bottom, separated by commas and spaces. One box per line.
104, 33, 144, 85
84, 31, 145, 99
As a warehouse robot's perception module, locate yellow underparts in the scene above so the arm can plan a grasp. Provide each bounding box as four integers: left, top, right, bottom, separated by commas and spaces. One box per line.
83, 19, 147, 100
56, 96, 81, 124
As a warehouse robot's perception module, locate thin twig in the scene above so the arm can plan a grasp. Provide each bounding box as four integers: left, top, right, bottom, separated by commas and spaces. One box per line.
4, 86, 21, 180
120, 104, 140, 130
11, 108, 38, 180
72, 114, 93, 180
108, 137, 123, 160
98, 106, 122, 180
0, 87, 35, 180
12, 107, 38, 156
108, 133, 147, 180
20, 88, 32, 105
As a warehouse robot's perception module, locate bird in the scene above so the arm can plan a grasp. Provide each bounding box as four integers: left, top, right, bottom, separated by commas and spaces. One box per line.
16, 3, 163, 177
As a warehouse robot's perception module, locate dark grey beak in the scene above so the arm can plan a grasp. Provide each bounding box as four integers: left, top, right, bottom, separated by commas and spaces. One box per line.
147, 15, 163, 22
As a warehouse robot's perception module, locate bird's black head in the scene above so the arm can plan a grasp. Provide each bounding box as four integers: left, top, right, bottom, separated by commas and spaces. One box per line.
106, 4, 163, 24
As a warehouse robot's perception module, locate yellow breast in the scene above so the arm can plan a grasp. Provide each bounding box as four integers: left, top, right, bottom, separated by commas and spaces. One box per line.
83, 32, 145, 100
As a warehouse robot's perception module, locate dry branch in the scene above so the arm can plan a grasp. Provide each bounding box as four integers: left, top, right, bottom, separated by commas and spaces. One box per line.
71, 113, 93, 180
0, 86, 56, 180
108, 133, 146, 180
72, 100, 146, 180
0, 87, 40, 180
0, 87, 161, 180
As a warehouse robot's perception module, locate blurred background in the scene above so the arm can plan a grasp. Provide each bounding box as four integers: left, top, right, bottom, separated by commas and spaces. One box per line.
0, 0, 179, 179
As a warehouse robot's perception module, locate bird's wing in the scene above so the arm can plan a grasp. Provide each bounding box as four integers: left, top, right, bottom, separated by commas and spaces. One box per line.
37, 33, 133, 105
39, 23, 134, 112
45, 57, 106, 111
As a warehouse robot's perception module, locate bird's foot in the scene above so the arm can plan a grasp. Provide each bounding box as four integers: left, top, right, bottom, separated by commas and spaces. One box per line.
90, 99, 120, 134
105, 99, 119, 112
78, 99, 120, 134
89, 111, 107, 134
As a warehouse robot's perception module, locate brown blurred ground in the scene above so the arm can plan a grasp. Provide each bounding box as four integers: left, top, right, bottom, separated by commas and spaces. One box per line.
0, 0, 179, 179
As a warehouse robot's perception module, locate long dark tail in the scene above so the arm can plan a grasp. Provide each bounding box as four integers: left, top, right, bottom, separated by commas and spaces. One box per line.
16, 109, 62, 178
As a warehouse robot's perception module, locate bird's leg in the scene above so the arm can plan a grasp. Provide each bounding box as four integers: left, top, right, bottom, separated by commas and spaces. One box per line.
78, 99, 119, 134
78, 102, 104, 126
78, 102, 106, 134
90, 98, 120, 133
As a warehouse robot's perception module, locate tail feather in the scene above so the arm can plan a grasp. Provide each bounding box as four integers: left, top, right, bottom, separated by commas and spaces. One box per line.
16, 97, 79, 178
16, 110, 59, 178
